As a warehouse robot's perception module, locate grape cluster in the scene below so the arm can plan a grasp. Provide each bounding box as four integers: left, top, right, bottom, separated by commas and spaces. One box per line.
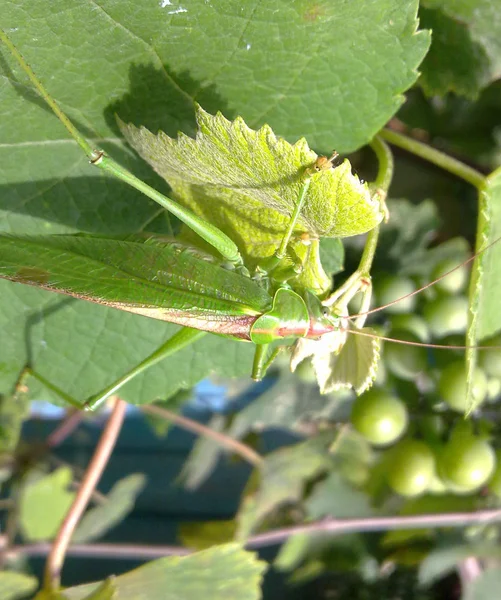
349, 257, 501, 498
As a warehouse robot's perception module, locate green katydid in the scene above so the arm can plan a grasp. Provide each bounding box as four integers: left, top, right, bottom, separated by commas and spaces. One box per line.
0, 29, 387, 410
0, 30, 496, 414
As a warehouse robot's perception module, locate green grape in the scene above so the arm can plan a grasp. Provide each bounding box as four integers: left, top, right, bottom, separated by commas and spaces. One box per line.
423, 296, 468, 338
432, 258, 469, 295
478, 335, 501, 378
390, 313, 430, 342
427, 473, 448, 494
488, 451, 501, 498
486, 377, 501, 402
438, 360, 487, 412
438, 436, 496, 493
385, 439, 436, 497
375, 275, 417, 314
350, 389, 408, 446
385, 329, 428, 381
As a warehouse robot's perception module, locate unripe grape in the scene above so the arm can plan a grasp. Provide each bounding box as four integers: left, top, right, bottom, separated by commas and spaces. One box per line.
438, 436, 496, 493
438, 360, 487, 412
385, 439, 436, 497
423, 296, 469, 338
390, 314, 430, 342
385, 330, 427, 381
375, 276, 416, 314
350, 389, 408, 446
432, 258, 469, 295
478, 335, 501, 378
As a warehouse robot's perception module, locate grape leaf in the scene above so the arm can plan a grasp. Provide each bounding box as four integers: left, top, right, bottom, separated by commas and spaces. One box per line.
466, 166, 501, 410
119, 107, 381, 239
63, 544, 266, 600
120, 107, 382, 293
419, 6, 491, 99
291, 325, 380, 395
422, 0, 501, 95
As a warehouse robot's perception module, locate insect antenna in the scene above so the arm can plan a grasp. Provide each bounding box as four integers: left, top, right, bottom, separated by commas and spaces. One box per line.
346, 328, 501, 351
348, 233, 501, 322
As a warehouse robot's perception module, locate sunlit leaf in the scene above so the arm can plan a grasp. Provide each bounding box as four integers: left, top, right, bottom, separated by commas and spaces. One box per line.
20, 467, 75, 541
63, 544, 266, 600
0, 572, 39, 600
121, 107, 382, 294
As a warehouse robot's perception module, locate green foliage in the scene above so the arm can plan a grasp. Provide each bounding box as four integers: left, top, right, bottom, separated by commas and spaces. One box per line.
0, 379, 30, 455
237, 438, 330, 539
421, 0, 501, 98
305, 471, 374, 519
419, 6, 491, 99
467, 166, 501, 408
0, 571, 39, 600
63, 544, 266, 600
20, 467, 75, 541
72, 474, 145, 543
418, 543, 501, 587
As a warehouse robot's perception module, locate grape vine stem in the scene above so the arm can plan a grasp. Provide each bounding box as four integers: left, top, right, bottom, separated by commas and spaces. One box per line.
44, 398, 127, 592
380, 128, 485, 189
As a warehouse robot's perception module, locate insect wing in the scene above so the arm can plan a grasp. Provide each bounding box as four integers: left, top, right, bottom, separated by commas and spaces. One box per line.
0, 235, 272, 333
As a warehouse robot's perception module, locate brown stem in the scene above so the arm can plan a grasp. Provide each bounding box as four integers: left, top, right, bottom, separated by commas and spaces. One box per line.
13, 506, 501, 563
245, 508, 501, 548
142, 404, 264, 468
44, 398, 127, 591
46, 409, 85, 448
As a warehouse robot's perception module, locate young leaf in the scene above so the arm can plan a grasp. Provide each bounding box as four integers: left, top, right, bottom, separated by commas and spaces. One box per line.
179, 520, 237, 551
62, 544, 266, 600
120, 107, 382, 293
291, 325, 380, 395
466, 166, 501, 410
120, 106, 381, 239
